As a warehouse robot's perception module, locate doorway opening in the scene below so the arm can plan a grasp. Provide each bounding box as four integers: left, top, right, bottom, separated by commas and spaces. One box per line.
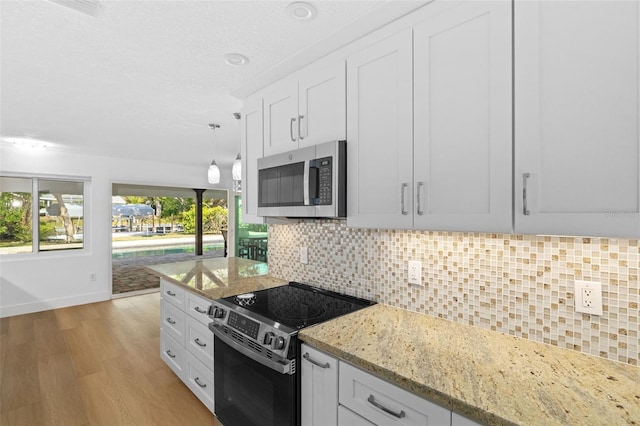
111, 183, 227, 296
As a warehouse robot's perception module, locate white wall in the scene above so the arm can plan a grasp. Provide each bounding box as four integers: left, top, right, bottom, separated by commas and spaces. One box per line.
0, 146, 231, 317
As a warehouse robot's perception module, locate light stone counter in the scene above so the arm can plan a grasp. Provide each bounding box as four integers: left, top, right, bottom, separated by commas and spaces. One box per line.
299, 304, 640, 425
146, 257, 287, 300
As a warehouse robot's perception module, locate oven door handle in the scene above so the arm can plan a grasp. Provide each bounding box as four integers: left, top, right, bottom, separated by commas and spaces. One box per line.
211, 324, 295, 375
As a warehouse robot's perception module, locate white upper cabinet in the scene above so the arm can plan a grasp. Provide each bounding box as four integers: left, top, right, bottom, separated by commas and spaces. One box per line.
413, 1, 512, 232
347, 1, 512, 232
263, 60, 346, 156
514, 0, 640, 238
347, 28, 414, 229
241, 93, 265, 224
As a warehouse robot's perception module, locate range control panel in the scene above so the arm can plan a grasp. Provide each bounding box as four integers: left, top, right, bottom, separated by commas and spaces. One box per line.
208, 301, 291, 358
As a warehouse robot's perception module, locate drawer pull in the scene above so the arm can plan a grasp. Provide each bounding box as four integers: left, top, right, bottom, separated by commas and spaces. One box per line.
194, 377, 207, 388
303, 353, 330, 369
194, 338, 207, 347
194, 306, 207, 314
166, 350, 176, 359
166, 290, 176, 297
367, 394, 405, 419
166, 317, 176, 325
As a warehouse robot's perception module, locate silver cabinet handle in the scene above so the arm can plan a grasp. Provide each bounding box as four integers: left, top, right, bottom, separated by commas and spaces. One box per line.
523, 173, 531, 215
290, 117, 297, 142
194, 306, 207, 314
416, 181, 425, 215
166, 290, 176, 297
303, 353, 329, 369
194, 338, 206, 347
298, 115, 305, 140
166, 317, 176, 325
401, 183, 409, 215
166, 349, 176, 359
194, 377, 207, 388
367, 394, 406, 419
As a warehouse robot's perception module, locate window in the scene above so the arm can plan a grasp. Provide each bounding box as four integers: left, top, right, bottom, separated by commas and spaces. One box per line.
0, 176, 87, 255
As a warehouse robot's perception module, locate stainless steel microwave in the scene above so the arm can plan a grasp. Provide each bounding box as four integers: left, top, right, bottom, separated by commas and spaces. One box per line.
257, 140, 346, 218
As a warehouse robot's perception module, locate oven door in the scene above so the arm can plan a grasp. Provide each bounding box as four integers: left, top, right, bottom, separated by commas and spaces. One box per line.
214, 335, 298, 426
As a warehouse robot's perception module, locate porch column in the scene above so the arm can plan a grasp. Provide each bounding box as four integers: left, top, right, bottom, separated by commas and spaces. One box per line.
193, 189, 205, 256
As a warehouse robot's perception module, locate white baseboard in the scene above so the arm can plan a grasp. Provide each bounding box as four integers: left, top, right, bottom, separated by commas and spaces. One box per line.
0, 291, 111, 318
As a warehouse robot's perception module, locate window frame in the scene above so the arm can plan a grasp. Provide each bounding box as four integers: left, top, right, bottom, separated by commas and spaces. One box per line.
0, 173, 91, 258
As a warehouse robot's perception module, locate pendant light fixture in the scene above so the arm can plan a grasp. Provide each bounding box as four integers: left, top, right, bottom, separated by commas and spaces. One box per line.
232, 153, 242, 192
207, 123, 221, 184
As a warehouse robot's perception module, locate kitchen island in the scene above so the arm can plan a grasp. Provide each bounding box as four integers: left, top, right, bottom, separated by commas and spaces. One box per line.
300, 304, 640, 426
146, 257, 287, 299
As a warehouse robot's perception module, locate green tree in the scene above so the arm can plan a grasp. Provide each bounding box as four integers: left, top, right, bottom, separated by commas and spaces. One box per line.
0, 192, 32, 243
182, 205, 227, 234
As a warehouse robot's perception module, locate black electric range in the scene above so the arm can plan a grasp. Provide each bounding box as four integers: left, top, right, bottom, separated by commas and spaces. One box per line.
208, 281, 375, 426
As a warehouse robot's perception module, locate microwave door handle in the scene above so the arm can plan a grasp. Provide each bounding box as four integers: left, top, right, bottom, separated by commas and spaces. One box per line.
304, 160, 310, 205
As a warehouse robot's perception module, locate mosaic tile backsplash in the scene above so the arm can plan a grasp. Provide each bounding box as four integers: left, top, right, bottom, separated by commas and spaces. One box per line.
268, 220, 640, 366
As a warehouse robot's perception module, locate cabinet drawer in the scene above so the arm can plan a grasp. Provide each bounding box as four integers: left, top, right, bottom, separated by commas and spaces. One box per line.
185, 291, 211, 325
186, 315, 214, 368
160, 330, 186, 380
338, 405, 375, 426
186, 352, 215, 414
161, 299, 186, 345
339, 362, 450, 426
161, 279, 185, 310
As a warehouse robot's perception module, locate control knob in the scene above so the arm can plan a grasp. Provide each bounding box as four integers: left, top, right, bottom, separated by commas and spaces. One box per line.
273, 336, 286, 350
263, 332, 275, 345
212, 306, 225, 319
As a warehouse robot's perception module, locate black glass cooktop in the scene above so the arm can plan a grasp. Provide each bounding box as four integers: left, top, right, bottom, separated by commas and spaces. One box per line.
222, 282, 375, 330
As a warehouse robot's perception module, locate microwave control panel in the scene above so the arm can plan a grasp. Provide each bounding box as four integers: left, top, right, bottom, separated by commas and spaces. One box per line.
316, 156, 332, 205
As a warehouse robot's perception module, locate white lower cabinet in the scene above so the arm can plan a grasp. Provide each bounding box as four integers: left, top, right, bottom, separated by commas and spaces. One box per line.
339, 361, 451, 426
186, 352, 215, 413
160, 329, 186, 380
301, 344, 339, 426
160, 280, 214, 414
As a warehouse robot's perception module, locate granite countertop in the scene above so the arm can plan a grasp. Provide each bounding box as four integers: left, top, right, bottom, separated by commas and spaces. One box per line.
299, 304, 640, 425
146, 257, 287, 300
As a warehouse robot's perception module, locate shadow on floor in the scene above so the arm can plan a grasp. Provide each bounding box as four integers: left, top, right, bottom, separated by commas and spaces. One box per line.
112, 249, 224, 294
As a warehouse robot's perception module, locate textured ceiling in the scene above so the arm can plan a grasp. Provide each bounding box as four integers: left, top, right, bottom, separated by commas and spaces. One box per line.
0, 0, 394, 172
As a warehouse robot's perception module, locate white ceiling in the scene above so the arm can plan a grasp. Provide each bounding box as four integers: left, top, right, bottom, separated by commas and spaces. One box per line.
0, 0, 417, 173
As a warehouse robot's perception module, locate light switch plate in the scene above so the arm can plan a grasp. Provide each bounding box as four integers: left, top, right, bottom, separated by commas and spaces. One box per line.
574, 280, 603, 316
299, 247, 308, 264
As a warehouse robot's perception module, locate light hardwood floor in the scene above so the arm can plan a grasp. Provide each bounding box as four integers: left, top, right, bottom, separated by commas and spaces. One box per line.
0, 293, 223, 425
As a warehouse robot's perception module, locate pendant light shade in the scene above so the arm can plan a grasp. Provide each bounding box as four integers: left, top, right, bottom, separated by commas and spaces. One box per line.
232, 153, 242, 181
208, 159, 220, 184
207, 123, 221, 184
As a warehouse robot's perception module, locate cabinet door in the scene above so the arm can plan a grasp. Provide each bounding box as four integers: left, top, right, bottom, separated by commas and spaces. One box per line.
515, 0, 640, 238
413, 1, 512, 232
298, 61, 346, 147
263, 77, 299, 156
347, 28, 414, 228
301, 344, 339, 426
241, 93, 266, 224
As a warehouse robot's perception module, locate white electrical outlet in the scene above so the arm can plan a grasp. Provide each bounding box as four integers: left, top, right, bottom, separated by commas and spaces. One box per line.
574, 280, 603, 315
299, 247, 308, 264
408, 260, 422, 286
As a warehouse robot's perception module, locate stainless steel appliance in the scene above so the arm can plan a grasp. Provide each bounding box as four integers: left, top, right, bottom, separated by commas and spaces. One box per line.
208, 282, 374, 426
256, 140, 346, 218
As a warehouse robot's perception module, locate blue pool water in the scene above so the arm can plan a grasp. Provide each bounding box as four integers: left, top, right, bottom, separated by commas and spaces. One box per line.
112, 243, 223, 259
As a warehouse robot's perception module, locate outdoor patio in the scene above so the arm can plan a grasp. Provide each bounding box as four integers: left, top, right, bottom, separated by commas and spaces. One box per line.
112, 248, 224, 294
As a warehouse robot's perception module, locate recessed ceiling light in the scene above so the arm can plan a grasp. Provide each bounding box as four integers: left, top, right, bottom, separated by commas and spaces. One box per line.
287, 2, 317, 21
224, 53, 250, 66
